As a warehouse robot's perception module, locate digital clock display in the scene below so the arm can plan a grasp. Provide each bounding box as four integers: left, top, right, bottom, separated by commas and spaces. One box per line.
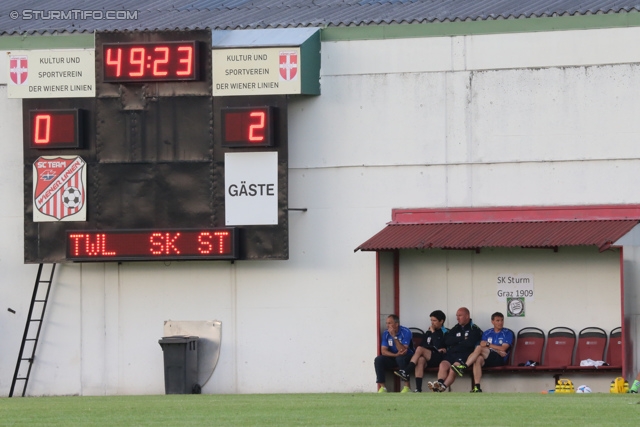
222, 106, 274, 147
66, 228, 238, 261
103, 41, 199, 82
29, 109, 81, 149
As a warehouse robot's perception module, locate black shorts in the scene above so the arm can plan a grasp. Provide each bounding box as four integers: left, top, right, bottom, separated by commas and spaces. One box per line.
444, 352, 469, 365
484, 350, 506, 368
426, 350, 444, 368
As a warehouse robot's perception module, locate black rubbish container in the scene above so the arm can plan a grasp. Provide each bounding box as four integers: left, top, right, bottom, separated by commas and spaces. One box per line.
158, 335, 201, 394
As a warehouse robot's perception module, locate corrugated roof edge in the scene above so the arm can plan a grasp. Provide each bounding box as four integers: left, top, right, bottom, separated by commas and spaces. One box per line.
212, 28, 320, 48
391, 205, 640, 224
354, 220, 640, 252
3, 8, 640, 36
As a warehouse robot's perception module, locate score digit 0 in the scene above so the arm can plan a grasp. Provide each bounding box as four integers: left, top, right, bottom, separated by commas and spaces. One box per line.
29, 109, 82, 149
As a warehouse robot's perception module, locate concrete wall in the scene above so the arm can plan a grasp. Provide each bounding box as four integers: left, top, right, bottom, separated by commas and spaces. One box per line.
2, 24, 640, 395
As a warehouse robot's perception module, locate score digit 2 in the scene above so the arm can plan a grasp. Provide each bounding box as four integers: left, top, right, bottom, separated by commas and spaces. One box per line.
222, 106, 274, 147
103, 41, 199, 82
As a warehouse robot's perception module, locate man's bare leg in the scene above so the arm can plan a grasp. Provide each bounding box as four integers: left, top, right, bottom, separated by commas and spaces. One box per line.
453, 346, 490, 377
471, 355, 486, 392
465, 346, 488, 367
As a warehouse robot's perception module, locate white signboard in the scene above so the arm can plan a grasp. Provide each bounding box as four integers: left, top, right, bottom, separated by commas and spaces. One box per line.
496, 273, 534, 301
7, 49, 95, 98
33, 155, 87, 222
224, 152, 278, 225
213, 47, 301, 96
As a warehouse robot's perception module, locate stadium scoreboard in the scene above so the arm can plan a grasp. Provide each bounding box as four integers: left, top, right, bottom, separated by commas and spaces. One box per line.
23, 30, 289, 262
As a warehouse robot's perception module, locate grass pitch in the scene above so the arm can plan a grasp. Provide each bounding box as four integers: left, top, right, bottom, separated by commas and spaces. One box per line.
0, 392, 638, 426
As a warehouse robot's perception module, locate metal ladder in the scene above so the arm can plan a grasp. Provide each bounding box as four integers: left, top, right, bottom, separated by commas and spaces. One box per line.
9, 263, 56, 397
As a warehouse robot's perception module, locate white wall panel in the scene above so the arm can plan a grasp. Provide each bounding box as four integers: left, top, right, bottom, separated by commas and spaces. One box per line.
289, 73, 447, 169
471, 65, 640, 164
466, 27, 640, 71
80, 264, 106, 395
322, 37, 453, 76
468, 159, 640, 207
26, 265, 82, 395
0, 53, 7, 84
322, 27, 640, 76
444, 71, 472, 165
399, 250, 450, 330
295, 62, 640, 171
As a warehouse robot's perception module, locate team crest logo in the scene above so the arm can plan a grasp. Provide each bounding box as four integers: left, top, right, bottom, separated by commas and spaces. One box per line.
33, 156, 87, 222
279, 51, 298, 81
9, 55, 28, 85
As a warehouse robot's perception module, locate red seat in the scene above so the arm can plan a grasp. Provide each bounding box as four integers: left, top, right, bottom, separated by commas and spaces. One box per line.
409, 327, 425, 350
605, 327, 622, 368
567, 327, 607, 369
503, 327, 544, 371
540, 327, 575, 370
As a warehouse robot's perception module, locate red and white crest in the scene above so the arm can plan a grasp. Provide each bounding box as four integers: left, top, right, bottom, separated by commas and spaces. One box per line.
33, 156, 87, 221
279, 51, 298, 81
9, 55, 28, 85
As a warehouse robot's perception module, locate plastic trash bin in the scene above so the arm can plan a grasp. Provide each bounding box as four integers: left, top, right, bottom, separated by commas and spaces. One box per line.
158, 335, 201, 394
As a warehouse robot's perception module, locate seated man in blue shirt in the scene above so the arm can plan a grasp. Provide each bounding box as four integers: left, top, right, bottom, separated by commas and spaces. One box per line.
374, 314, 414, 393
452, 311, 514, 392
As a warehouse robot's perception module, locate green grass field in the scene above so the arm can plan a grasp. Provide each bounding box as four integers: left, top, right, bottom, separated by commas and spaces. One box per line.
1, 393, 638, 426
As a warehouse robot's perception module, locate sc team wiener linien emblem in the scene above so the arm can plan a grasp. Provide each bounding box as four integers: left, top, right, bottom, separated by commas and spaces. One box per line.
33, 156, 87, 222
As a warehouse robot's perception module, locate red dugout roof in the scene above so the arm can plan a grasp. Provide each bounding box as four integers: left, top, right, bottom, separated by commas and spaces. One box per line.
356, 205, 640, 252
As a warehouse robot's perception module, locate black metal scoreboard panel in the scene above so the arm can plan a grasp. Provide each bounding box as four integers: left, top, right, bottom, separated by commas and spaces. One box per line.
23, 30, 289, 262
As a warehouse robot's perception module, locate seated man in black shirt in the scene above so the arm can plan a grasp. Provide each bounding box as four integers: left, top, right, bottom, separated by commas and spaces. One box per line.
427, 307, 482, 392
394, 310, 447, 392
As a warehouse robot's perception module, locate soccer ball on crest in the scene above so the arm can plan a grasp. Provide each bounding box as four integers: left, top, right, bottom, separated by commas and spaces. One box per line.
576, 385, 592, 393
62, 186, 82, 209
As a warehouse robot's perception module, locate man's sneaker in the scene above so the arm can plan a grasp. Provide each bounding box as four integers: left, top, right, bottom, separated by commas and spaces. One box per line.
394, 369, 410, 382
470, 386, 483, 393
413, 389, 421, 393
628, 389, 638, 394
427, 381, 437, 392
452, 363, 466, 377
400, 386, 411, 393
378, 387, 387, 393
435, 381, 447, 392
